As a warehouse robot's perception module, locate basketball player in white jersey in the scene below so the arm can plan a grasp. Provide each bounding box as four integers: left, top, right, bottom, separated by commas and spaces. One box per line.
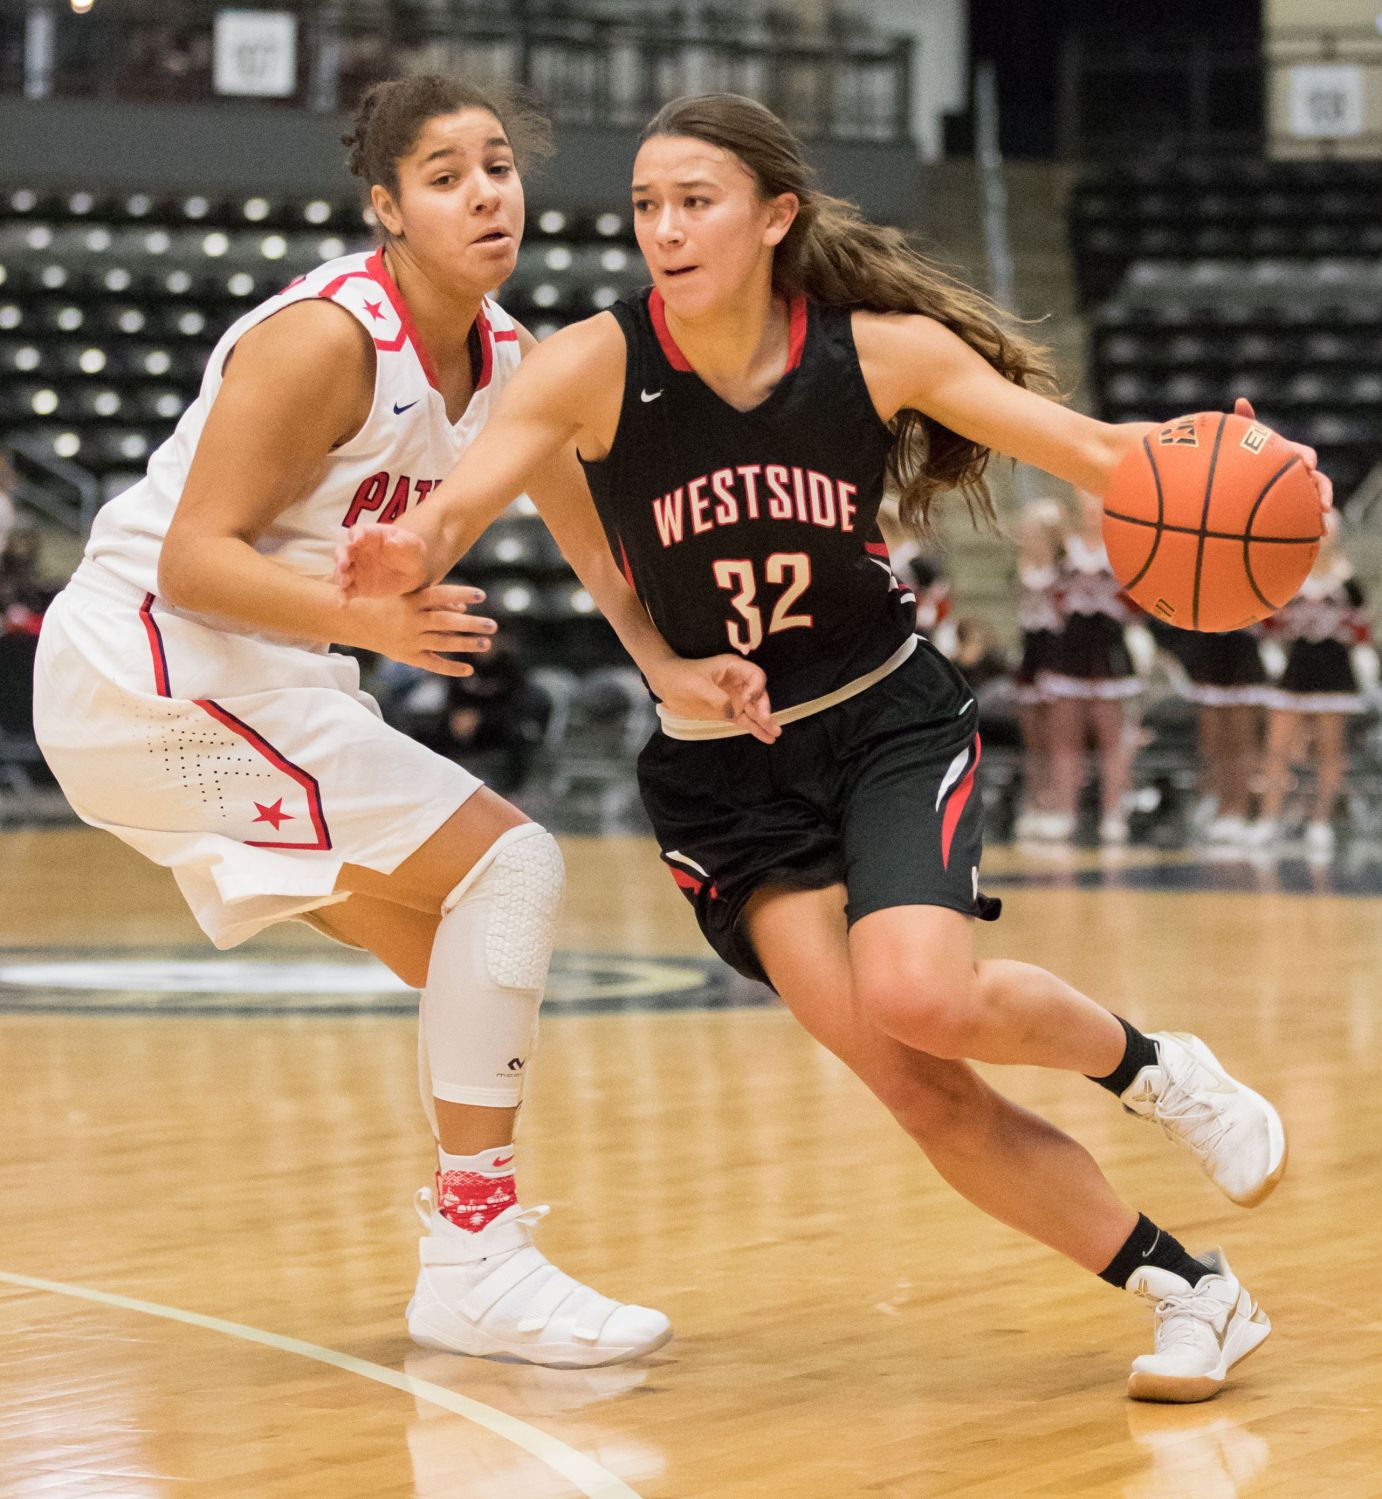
32, 75, 770, 1368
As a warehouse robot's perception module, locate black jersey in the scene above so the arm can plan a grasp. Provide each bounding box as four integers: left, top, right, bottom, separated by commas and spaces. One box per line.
580, 288, 914, 710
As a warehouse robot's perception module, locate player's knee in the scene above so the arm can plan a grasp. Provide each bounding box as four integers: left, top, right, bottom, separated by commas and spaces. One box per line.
857, 968, 979, 1059
441, 824, 565, 994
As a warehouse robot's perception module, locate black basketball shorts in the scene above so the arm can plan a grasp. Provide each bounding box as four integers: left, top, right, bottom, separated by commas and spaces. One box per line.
636, 639, 1001, 987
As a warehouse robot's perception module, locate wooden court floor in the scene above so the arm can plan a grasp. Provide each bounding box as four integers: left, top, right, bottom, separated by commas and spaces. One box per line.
2, 825, 1381, 1498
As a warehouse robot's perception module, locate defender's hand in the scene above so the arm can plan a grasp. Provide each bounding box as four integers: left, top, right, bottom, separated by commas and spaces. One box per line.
335, 522, 431, 598
350, 584, 496, 677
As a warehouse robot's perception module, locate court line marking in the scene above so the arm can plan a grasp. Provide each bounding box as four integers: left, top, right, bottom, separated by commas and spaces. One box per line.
0, 1268, 644, 1499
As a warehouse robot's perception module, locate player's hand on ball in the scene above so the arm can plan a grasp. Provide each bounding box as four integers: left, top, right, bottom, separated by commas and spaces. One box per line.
334, 522, 431, 598
1234, 398, 1333, 513
358, 584, 496, 677
651, 654, 780, 744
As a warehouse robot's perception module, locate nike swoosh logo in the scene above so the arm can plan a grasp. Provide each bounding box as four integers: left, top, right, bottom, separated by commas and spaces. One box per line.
1140, 1229, 1161, 1260
640, 388, 663, 403
393, 399, 420, 414
491, 1155, 514, 1170
957, 698, 974, 716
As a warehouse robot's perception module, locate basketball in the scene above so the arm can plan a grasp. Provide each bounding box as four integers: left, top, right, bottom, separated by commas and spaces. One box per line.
1102, 412, 1323, 633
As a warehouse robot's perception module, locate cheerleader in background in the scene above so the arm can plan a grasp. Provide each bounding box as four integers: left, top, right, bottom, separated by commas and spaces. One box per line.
1039, 488, 1142, 845
1253, 512, 1375, 856
1011, 498, 1065, 840
1180, 628, 1268, 846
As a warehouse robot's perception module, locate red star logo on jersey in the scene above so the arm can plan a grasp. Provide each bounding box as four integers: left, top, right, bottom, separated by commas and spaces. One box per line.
362, 298, 385, 321
251, 798, 295, 830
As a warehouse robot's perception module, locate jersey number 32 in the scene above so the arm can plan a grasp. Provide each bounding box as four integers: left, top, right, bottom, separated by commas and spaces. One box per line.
712, 553, 814, 655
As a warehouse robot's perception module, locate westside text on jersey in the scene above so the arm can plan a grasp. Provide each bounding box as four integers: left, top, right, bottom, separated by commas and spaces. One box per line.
651, 464, 859, 549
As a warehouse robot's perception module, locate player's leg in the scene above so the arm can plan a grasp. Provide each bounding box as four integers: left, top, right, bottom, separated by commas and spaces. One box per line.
1222, 703, 1260, 823
1307, 711, 1346, 846
318, 794, 670, 1366
334, 786, 534, 1156
849, 903, 1286, 1208
745, 885, 1269, 1402
1091, 695, 1134, 841
1016, 698, 1053, 830
839, 703, 1287, 1211
1196, 702, 1224, 816
747, 884, 1134, 1269
1254, 706, 1300, 834
1201, 704, 1234, 833
1046, 693, 1087, 836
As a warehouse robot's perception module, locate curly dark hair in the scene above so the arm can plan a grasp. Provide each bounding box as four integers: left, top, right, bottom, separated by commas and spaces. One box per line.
343, 75, 553, 199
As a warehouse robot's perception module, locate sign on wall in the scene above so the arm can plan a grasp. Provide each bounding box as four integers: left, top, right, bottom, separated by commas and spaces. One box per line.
213, 10, 298, 98
1287, 63, 1366, 137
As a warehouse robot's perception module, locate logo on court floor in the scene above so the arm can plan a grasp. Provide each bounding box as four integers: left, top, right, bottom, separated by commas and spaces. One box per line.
0, 950, 777, 1016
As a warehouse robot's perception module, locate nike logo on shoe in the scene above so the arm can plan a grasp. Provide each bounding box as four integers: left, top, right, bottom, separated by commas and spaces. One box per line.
393, 399, 420, 414
640, 388, 663, 402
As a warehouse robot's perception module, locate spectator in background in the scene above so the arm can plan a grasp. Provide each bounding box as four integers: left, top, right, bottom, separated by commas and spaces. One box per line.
0, 450, 17, 560
1, 523, 54, 639
951, 616, 1009, 692
1011, 497, 1065, 840
1178, 627, 1267, 847
1039, 487, 1142, 845
901, 550, 957, 657
1253, 512, 1375, 857
439, 640, 548, 795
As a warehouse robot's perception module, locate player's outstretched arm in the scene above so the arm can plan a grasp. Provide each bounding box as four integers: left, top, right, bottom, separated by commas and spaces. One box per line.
855, 313, 1329, 511
525, 438, 779, 743
335, 316, 625, 597
855, 310, 1147, 495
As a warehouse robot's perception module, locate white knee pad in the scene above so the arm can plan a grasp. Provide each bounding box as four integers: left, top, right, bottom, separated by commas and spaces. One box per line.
419, 824, 565, 1118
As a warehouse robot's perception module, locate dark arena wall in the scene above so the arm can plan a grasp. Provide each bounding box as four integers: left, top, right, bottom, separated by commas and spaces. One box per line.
0, 97, 925, 226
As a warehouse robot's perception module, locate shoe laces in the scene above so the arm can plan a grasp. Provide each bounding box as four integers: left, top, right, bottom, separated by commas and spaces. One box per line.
1154, 1283, 1229, 1354
1152, 1069, 1232, 1157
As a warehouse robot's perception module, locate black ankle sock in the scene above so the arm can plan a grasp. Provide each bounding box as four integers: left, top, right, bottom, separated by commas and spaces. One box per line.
1087, 1016, 1159, 1097
1098, 1213, 1214, 1289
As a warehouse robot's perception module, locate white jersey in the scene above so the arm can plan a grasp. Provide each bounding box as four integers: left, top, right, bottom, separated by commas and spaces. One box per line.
84, 246, 524, 613
36, 246, 523, 948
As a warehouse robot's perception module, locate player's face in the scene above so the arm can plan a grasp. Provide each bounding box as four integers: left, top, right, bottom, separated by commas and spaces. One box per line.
631, 135, 794, 317
375, 109, 524, 291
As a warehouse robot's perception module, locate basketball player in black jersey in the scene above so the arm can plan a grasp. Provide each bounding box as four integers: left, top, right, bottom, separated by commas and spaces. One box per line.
339, 94, 1332, 1402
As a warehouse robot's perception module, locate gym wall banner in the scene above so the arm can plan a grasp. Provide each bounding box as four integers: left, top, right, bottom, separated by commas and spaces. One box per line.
213, 9, 298, 98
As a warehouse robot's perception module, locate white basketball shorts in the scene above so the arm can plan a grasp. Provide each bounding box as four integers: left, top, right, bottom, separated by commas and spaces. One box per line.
33, 561, 481, 948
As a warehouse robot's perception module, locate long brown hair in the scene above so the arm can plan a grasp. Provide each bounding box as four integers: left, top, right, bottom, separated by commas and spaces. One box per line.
641, 94, 1056, 535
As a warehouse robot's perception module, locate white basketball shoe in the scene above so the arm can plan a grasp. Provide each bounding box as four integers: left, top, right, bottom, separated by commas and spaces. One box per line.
407, 1189, 673, 1368
1120, 1033, 1288, 1207
1127, 1250, 1271, 1403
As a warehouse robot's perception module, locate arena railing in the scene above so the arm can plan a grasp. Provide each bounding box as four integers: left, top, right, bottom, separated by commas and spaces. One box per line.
0, 0, 915, 145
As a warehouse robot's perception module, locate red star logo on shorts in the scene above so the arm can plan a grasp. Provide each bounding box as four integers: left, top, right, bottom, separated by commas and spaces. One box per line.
251, 798, 294, 830
362, 298, 385, 321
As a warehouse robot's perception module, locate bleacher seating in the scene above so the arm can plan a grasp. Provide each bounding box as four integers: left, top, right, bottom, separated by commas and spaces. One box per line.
1070, 160, 1382, 504
0, 183, 644, 669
